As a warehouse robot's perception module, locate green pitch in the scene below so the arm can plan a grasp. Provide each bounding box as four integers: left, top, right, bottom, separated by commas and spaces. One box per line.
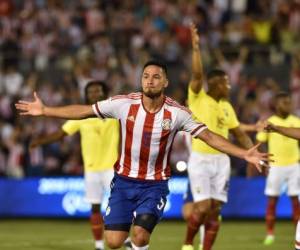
0, 219, 294, 250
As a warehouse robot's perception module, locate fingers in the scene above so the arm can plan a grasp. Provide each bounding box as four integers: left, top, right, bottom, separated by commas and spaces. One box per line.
15, 103, 29, 111
34, 91, 39, 100
16, 100, 31, 105
255, 163, 262, 173
251, 142, 261, 151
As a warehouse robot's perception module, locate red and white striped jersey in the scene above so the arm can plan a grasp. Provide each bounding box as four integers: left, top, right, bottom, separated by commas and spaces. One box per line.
92, 92, 207, 181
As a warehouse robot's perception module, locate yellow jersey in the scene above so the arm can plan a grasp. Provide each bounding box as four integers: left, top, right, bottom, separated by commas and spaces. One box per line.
256, 115, 300, 166
188, 87, 239, 154
62, 118, 119, 172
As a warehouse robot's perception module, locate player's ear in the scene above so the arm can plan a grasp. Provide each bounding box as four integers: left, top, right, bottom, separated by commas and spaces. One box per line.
164, 79, 169, 88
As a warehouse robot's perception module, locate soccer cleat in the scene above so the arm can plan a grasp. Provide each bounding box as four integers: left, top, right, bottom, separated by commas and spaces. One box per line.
198, 243, 203, 250
123, 238, 132, 250
181, 245, 194, 250
95, 248, 104, 250
263, 234, 275, 245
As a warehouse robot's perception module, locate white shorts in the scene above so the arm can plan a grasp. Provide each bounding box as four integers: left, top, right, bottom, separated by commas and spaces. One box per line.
187, 152, 230, 203
265, 164, 300, 196
84, 169, 114, 204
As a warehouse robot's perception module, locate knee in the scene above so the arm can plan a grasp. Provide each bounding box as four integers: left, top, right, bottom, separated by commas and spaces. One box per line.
133, 227, 150, 246
104, 233, 126, 249
194, 201, 212, 216
105, 238, 123, 249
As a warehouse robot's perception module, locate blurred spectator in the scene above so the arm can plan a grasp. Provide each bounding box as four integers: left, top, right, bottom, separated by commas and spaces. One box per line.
0, 0, 298, 178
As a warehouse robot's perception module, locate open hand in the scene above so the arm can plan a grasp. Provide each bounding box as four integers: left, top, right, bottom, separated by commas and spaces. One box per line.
15, 92, 45, 116
244, 143, 273, 172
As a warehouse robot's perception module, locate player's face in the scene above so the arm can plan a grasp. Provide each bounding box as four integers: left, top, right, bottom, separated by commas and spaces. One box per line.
276, 96, 291, 115
142, 65, 168, 99
217, 75, 231, 98
86, 85, 104, 104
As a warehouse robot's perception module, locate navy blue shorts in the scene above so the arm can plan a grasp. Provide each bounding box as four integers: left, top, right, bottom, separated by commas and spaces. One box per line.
183, 181, 194, 204
104, 174, 169, 231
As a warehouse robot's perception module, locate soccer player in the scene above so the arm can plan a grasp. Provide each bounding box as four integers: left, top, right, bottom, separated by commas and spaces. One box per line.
181, 24, 256, 250
16, 60, 269, 250
256, 92, 300, 246
30, 81, 131, 250
264, 123, 300, 250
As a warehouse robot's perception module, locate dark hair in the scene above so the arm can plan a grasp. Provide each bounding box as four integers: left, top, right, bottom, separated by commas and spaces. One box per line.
143, 60, 167, 75
274, 91, 290, 101
84, 80, 109, 102
270, 91, 290, 111
207, 69, 226, 81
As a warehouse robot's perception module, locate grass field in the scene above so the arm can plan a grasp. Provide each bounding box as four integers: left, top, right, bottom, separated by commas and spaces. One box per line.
0, 219, 294, 250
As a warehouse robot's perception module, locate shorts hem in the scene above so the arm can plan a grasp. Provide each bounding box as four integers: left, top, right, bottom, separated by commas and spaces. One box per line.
104, 223, 131, 232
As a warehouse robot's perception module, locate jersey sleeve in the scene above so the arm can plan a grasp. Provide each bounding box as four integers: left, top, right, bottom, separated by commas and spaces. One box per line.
295, 116, 300, 127
187, 86, 206, 106
256, 131, 267, 142
62, 120, 80, 135
92, 97, 125, 119
177, 108, 207, 138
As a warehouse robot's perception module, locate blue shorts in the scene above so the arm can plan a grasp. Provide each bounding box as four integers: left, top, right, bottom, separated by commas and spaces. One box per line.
183, 181, 193, 204
104, 174, 169, 231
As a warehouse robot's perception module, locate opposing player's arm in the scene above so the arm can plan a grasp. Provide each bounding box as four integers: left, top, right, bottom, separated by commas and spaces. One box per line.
189, 23, 204, 94
196, 129, 269, 172
15, 92, 95, 119
30, 129, 67, 149
230, 126, 253, 149
268, 124, 300, 140
240, 120, 265, 132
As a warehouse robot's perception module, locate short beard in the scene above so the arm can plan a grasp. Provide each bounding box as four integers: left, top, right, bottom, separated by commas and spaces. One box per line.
143, 89, 163, 99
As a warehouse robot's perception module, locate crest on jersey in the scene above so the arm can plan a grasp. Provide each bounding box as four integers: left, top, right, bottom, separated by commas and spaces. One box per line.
106, 206, 111, 216
161, 119, 172, 130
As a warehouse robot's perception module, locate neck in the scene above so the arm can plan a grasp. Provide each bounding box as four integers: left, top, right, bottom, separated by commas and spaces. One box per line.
207, 89, 221, 101
276, 112, 289, 119
142, 93, 164, 113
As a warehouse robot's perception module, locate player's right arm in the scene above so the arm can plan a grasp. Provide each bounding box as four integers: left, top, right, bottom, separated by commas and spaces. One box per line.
15, 92, 94, 119
267, 123, 300, 140
189, 23, 204, 94
30, 129, 67, 149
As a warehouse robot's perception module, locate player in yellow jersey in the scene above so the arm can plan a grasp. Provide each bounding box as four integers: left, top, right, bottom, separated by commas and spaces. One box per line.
256, 92, 300, 246
263, 121, 300, 250
182, 23, 255, 250
30, 81, 131, 250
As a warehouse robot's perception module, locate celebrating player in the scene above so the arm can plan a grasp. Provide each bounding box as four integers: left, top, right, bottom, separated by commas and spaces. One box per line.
181, 23, 257, 250
16, 60, 269, 250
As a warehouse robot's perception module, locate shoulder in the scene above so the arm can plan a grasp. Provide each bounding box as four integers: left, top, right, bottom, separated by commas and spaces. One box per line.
268, 115, 277, 122
111, 92, 142, 101
165, 96, 192, 115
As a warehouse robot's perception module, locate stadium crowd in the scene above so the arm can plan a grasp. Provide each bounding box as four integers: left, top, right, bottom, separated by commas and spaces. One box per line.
1, 0, 300, 178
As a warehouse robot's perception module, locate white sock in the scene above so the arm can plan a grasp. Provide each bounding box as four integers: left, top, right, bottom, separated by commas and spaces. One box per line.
124, 237, 131, 243
95, 240, 104, 249
199, 224, 205, 245
132, 242, 149, 250
295, 220, 300, 249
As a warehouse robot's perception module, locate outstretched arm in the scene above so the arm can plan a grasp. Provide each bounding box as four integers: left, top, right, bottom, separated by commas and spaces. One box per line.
15, 92, 95, 119
30, 129, 67, 149
267, 123, 300, 140
197, 129, 270, 172
189, 23, 204, 94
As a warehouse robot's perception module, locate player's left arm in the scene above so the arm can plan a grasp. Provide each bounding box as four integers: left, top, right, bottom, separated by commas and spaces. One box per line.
267, 123, 300, 140
196, 129, 269, 172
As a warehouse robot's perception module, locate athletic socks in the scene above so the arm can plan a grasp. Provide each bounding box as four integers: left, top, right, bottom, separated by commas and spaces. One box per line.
90, 212, 104, 247
132, 242, 149, 250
